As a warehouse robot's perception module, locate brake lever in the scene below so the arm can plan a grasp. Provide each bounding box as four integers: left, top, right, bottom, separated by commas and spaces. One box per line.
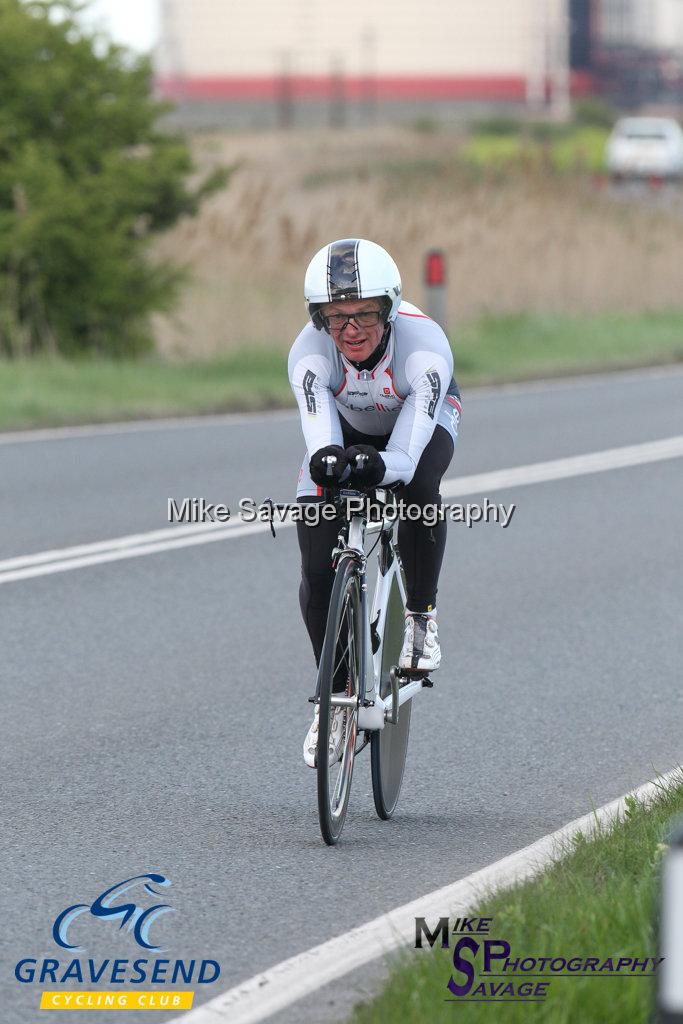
262, 497, 277, 538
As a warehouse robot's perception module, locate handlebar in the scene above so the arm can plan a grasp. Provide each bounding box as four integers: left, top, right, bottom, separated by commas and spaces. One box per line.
322, 452, 368, 478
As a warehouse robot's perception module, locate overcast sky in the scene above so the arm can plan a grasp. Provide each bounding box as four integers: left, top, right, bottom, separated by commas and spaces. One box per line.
79, 0, 159, 53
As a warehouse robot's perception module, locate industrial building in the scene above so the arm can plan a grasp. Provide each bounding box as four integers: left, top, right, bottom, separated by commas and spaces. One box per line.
600, 0, 683, 48
155, 0, 683, 124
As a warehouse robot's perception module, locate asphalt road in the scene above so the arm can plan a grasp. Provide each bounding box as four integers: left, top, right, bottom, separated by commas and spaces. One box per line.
2, 366, 682, 1024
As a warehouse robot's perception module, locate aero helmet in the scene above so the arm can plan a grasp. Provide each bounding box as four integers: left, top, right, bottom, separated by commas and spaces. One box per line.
304, 238, 402, 330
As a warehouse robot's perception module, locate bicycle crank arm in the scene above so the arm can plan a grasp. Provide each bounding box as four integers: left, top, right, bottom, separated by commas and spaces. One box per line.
394, 677, 425, 706
383, 668, 435, 725
355, 733, 371, 755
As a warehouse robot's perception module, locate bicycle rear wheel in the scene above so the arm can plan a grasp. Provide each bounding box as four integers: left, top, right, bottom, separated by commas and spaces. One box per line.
317, 554, 362, 845
371, 569, 412, 819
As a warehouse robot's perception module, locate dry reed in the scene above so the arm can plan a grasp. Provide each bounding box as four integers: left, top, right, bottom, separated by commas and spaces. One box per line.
152, 127, 683, 359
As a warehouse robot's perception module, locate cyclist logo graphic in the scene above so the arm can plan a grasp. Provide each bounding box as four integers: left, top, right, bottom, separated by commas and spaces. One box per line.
52, 874, 174, 953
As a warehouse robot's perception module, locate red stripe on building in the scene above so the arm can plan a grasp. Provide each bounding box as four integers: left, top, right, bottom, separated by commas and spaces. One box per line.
156, 74, 530, 102
570, 70, 596, 97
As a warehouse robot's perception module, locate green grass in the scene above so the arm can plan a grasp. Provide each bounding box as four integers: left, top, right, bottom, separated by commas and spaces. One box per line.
300, 125, 610, 191
455, 309, 683, 384
349, 773, 683, 1024
461, 126, 609, 173
2, 310, 682, 430
0, 349, 293, 430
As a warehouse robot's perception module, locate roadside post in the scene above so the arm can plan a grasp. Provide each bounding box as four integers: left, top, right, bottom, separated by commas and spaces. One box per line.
423, 250, 447, 332
657, 820, 683, 1022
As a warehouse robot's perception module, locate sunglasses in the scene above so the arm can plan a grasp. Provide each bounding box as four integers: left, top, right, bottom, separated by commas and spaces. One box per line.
323, 310, 382, 330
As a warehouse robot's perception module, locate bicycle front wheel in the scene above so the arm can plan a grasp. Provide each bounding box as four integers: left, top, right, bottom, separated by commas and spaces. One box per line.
371, 568, 412, 819
317, 554, 362, 845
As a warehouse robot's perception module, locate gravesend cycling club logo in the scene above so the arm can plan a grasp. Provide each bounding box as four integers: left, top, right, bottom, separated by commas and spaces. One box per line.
415, 915, 664, 1004
53, 873, 174, 953
14, 872, 221, 1012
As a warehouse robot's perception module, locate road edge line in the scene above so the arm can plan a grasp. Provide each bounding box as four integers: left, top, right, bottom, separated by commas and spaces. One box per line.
169, 765, 682, 1024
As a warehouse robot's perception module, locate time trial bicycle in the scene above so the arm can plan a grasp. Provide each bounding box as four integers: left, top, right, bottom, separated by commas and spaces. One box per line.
312, 454, 435, 845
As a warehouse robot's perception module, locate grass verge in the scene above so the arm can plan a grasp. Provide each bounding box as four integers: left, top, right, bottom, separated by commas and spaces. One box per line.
350, 772, 683, 1024
455, 309, 683, 384
0, 349, 293, 430
2, 310, 683, 430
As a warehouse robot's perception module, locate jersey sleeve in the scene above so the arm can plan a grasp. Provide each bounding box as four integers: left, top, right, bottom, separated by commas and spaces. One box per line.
381, 347, 453, 485
288, 329, 344, 456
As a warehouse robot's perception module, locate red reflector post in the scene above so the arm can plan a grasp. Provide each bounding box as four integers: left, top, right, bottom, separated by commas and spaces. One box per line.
425, 250, 446, 287
423, 250, 447, 331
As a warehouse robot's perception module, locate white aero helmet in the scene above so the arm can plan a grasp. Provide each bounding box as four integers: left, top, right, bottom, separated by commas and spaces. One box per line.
304, 238, 402, 330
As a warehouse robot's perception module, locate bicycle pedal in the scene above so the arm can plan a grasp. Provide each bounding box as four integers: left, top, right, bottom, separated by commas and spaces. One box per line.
395, 667, 433, 685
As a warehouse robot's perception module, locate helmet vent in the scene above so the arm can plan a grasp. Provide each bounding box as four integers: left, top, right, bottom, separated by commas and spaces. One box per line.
327, 239, 361, 302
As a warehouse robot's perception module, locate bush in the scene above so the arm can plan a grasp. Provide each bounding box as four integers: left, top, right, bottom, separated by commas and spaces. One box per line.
469, 116, 522, 137
527, 120, 574, 142
0, 0, 228, 357
573, 97, 618, 129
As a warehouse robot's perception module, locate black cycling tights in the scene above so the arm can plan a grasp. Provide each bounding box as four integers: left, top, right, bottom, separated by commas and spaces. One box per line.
296, 424, 454, 666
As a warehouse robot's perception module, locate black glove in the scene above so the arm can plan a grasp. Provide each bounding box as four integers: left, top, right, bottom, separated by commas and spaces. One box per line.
345, 445, 386, 488
309, 445, 349, 486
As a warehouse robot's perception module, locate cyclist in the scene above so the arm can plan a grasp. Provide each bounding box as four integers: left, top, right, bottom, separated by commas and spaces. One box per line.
288, 239, 461, 767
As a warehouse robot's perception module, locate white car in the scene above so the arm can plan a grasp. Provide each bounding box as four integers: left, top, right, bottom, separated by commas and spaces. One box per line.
606, 117, 683, 180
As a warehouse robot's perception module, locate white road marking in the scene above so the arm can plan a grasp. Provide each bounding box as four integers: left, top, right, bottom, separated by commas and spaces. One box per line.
0, 523, 270, 585
1, 435, 682, 586
440, 434, 683, 497
169, 768, 682, 1024
0, 520, 245, 572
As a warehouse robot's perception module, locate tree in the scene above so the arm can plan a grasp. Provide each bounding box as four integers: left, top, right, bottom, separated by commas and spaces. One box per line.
0, 0, 226, 357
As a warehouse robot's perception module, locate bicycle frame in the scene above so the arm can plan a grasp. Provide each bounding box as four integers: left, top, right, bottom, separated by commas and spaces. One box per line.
326, 490, 426, 733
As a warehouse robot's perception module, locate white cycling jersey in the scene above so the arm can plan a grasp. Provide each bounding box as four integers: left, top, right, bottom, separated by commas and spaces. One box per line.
288, 300, 461, 494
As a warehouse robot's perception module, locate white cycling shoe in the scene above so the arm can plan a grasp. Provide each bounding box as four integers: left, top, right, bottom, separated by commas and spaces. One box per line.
399, 613, 441, 673
303, 705, 346, 768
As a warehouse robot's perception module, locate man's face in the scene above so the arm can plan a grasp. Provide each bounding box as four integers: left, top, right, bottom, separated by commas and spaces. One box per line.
319, 298, 385, 363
